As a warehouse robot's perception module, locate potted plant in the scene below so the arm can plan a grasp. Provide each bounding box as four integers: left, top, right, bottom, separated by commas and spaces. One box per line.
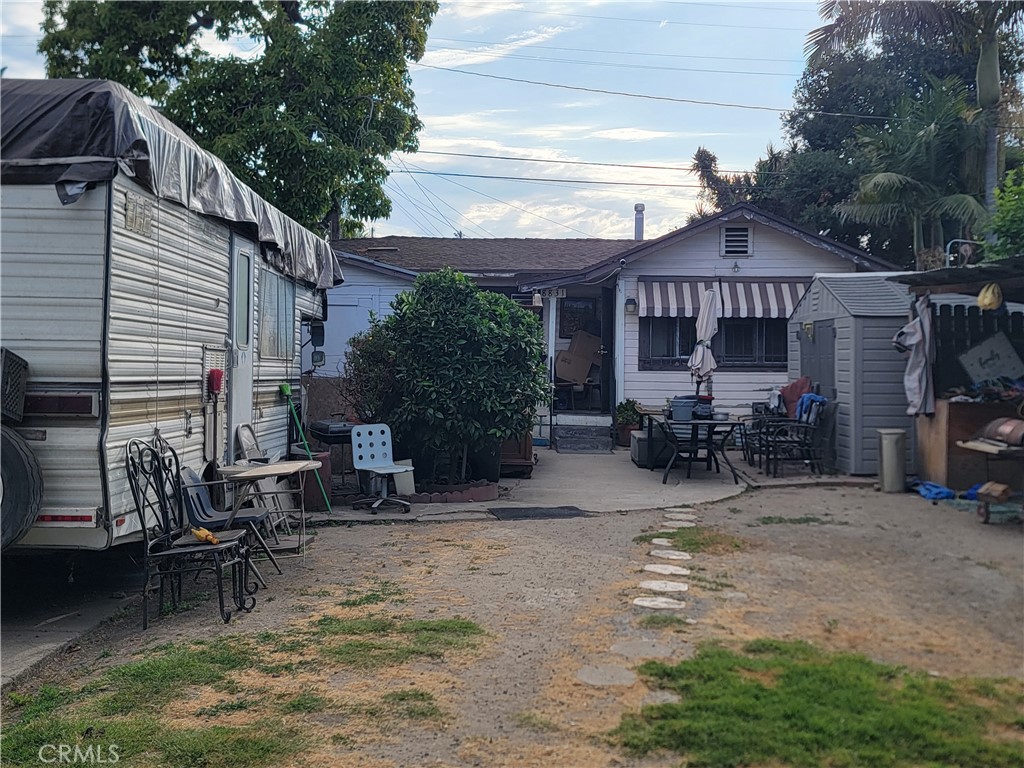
615, 399, 640, 447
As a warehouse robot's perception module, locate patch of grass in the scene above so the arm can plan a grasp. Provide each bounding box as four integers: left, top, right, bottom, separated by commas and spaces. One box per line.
5, 685, 74, 722
755, 514, 848, 526
380, 689, 443, 720
612, 639, 1024, 768
0, 713, 161, 765
337, 580, 405, 607
331, 733, 355, 746
318, 616, 484, 669
514, 710, 559, 732
637, 614, 690, 630
636, 527, 744, 554
281, 691, 329, 714
160, 590, 211, 615
157, 719, 304, 768
87, 639, 254, 716
196, 699, 257, 717
687, 572, 735, 591
299, 587, 333, 598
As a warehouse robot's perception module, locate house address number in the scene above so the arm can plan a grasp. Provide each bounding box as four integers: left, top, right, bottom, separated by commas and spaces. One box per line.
536, 288, 566, 298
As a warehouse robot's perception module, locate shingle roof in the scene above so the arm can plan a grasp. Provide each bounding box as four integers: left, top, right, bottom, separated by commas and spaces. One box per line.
818, 275, 914, 316
332, 236, 638, 273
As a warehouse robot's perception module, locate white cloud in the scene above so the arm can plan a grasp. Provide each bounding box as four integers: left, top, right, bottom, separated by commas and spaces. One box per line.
587, 127, 678, 141
422, 25, 569, 68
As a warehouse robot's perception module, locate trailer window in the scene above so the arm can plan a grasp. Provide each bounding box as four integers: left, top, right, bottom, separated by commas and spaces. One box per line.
259, 269, 295, 359
234, 252, 251, 348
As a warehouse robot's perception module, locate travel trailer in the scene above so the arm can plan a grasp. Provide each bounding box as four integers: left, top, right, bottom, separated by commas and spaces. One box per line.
1, 79, 343, 551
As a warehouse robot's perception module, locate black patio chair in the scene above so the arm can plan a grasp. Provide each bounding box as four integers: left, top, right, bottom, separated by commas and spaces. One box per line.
179, 466, 283, 582
763, 400, 832, 478
125, 439, 255, 629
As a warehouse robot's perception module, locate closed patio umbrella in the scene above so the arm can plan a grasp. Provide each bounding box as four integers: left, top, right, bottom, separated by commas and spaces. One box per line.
689, 288, 719, 396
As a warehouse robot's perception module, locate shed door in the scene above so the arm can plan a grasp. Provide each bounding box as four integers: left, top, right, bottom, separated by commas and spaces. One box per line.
227, 236, 255, 461
800, 320, 836, 400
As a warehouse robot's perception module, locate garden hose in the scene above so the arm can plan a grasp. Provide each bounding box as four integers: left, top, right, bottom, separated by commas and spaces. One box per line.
280, 382, 332, 512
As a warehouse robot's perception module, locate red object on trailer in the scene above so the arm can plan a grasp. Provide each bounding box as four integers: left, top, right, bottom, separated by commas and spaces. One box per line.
207, 368, 224, 396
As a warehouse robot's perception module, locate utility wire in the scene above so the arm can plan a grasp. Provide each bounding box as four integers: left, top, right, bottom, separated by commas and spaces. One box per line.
453, 3, 809, 32
394, 155, 462, 234
429, 36, 806, 64
414, 63, 890, 121
415, 150, 796, 176
429, 49, 799, 77
398, 160, 598, 237
391, 168, 763, 190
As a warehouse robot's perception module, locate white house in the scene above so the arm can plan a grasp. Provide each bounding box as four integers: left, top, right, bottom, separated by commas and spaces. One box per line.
322, 204, 896, 422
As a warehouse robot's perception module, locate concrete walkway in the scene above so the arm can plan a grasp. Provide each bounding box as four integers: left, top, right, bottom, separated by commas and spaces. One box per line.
3, 445, 866, 686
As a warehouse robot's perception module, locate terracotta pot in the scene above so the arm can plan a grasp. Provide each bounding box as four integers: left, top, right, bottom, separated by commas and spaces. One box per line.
615, 423, 636, 447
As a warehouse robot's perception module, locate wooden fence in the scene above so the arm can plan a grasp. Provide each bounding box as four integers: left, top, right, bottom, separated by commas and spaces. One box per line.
932, 304, 1024, 394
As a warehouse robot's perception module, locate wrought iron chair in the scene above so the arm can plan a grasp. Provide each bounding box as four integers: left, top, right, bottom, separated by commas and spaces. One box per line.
351, 423, 415, 511
125, 439, 254, 629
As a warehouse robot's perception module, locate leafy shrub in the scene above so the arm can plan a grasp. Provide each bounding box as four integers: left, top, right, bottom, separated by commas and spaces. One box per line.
342, 269, 548, 482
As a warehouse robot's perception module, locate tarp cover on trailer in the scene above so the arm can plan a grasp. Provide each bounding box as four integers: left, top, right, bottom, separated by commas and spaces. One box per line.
0, 79, 343, 289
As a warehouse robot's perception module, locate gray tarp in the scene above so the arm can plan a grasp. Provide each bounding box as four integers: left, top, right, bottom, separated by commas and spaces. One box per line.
1, 79, 343, 289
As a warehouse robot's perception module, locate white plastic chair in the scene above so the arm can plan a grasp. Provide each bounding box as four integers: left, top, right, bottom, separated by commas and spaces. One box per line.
351, 424, 415, 512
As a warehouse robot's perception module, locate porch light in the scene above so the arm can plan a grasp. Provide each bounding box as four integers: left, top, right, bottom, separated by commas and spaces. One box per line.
532, 292, 543, 307
624, 297, 638, 314
732, 260, 741, 273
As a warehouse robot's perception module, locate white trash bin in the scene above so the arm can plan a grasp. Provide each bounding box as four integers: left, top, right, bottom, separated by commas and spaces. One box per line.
877, 428, 907, 493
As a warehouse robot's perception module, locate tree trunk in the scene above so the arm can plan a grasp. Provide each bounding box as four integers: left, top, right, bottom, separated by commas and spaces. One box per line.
977, 35, 1001, 217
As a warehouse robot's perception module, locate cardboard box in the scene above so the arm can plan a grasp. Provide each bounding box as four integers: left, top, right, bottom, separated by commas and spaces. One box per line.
555, 350, 597, 384
569, 330, 603, 366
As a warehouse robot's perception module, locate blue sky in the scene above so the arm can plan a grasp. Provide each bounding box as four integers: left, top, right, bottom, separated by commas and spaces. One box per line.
1, 0, 825, 239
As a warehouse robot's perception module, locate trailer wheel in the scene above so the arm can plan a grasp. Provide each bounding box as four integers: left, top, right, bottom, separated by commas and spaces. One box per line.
1, 426, 43, 550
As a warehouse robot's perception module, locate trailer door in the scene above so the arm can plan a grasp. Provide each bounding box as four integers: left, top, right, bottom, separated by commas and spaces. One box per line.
228, 236, 255, 460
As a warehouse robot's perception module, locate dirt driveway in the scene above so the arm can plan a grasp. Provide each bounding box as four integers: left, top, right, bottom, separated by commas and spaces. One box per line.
9, 485, 1023, 767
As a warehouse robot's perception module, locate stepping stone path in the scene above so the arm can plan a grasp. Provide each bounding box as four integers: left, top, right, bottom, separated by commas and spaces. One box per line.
610, 639, 673, 659
633, 596, 686, 609
664, 512, 699, 521
643, 563, 690, 576
639, 580, 688, 593
649, 549, 692, 560
659, 520, 696, 530
576, 664, 637, 686
650, 537, 675, 547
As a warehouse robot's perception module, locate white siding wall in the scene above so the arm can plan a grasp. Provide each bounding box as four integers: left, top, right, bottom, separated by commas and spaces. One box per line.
310, 264, 413, 374
620, 224, 855, 414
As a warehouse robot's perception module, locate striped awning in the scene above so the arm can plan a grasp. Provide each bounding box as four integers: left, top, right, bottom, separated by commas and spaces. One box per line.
638, 279, 808, 318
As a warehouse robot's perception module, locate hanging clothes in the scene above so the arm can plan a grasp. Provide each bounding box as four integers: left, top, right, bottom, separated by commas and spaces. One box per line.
893, 294, 935, 416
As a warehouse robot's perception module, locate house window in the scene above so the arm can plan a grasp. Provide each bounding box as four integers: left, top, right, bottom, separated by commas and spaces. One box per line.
720, 226, 752, 257
639, 316, 786, 370
259, 269, 295, 359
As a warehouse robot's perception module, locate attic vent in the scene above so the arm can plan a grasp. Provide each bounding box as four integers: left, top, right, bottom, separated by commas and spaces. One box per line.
366, 246, 399, 252
720, 226, 752, 257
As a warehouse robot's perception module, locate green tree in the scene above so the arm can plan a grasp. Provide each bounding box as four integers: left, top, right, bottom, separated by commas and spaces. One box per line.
837, 77, 987, 269
40, 0, 437, 232
806, 0, 1024, 213
990, 168, 1024, 259
343, 269, 548, 484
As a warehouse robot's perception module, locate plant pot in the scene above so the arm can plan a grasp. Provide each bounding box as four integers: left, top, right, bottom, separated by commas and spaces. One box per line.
468, 439, 502, 483
615, 423, 637, 447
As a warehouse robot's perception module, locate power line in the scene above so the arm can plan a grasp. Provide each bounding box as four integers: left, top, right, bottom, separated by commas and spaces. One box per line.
452, 3, 808, 32
429, 36, 805, 64
387, 161, 498, 237
394, 155, 462, 234
415, 150, 795, 176
429, 49, 799, 78
414, 63, 890, 121
391, 168, 733, 189
399, 160, 598, 237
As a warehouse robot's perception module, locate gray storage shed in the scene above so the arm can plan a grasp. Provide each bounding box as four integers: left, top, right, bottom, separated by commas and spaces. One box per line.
787, 274, 916, 476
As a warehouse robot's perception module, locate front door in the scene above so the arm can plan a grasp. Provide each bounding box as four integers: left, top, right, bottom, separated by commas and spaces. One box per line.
227, 235, 255, 462
600, 286, 614, 411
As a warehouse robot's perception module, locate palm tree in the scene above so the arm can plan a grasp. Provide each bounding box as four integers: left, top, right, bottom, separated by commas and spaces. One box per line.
807, 0, 1024, 213
837, 77, 988, 269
